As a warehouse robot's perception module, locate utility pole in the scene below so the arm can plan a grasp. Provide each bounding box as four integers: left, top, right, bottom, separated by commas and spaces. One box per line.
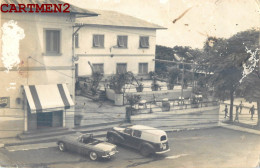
181, 59, 184, 105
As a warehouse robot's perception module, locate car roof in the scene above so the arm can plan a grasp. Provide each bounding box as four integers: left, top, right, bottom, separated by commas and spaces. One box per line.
129, 125, 166, 136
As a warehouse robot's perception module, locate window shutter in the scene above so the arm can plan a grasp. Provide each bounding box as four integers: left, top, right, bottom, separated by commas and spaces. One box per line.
53, 31, 60, 53
144, 37, 149, 47
123, 36, 127, 48
140, 36, 149, 48
93, 35, 100, 47
118, 36, 124, 47
100, 35, 104, 48
46, 31, 51, 52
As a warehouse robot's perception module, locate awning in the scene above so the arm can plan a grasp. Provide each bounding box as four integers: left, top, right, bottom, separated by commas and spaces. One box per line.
23, 84, 74, 113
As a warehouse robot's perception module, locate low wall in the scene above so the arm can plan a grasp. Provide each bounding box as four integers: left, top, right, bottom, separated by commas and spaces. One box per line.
106, 89, 115, 101
125, 88, 192, 103
106, 88, 192, 105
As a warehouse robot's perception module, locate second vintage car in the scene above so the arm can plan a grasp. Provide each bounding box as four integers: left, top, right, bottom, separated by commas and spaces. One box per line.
107, 125, 170, 156
57, 133, 118, 161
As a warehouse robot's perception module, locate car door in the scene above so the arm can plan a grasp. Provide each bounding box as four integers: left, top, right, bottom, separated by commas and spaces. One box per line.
77, 137, 90, 155
131, 130, 143, 149
120, 128, 136, 148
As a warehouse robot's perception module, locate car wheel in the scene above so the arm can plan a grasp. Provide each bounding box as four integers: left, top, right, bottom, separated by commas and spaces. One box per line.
140, 146, 150, 157
108, 136, 116, 144
89, 151, 98, 161
58, 142, 66, 152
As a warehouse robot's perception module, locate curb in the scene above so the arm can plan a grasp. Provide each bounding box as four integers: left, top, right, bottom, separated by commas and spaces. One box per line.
164, 125, 221, 133
2, 125, 220, 147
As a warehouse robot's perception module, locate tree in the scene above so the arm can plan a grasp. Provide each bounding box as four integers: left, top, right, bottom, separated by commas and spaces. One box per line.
201, 28, 259, 122
155, 45, 177, 75
202, 38, 241, 122
234, 29, 260, 126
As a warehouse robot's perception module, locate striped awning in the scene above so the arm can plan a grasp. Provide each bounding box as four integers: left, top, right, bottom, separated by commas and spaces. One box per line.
23, 84, 74, 113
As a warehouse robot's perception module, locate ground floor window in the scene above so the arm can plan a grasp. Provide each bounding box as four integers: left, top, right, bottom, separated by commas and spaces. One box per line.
93, 63, 104, 74
116, 63, 127, 74
139, 63, 148, 74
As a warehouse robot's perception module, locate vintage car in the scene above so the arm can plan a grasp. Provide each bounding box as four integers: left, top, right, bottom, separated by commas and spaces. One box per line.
57, 133, 118, 161
107, 125, 170, 156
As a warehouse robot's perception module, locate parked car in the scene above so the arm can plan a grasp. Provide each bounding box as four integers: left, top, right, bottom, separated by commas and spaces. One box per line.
107, 125, 170, 156
57, 133, 118, 161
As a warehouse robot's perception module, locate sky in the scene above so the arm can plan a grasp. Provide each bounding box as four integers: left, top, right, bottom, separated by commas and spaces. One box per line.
65, 0, 260, 49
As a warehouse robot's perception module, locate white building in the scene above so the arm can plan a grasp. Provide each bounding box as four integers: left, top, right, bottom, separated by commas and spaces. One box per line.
0, 0, 97, 138
74, 10, 166, 78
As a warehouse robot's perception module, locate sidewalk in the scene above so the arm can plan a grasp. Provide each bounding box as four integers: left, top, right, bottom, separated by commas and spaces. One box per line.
75, 96, 125, 125
219, 122, 260, 136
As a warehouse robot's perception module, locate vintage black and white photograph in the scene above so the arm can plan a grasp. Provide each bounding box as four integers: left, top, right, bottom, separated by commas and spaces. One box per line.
0, 0, 260, 167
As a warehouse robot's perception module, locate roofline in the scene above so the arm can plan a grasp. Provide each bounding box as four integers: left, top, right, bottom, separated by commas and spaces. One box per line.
74, 23, 167, 30
72, 12, 99, 17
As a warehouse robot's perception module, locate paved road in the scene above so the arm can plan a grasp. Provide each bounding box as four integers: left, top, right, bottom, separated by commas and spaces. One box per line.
132, 106, 219, 130
1, 127, 260, 168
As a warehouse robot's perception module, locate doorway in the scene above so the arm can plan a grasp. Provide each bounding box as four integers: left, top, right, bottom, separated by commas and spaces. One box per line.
37, 112, 53, 129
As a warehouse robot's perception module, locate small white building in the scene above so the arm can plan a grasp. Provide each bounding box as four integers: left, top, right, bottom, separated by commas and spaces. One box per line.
74, 10, 166, 78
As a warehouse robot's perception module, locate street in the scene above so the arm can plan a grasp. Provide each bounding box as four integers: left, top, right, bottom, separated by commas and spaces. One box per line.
1, 127, 260, 168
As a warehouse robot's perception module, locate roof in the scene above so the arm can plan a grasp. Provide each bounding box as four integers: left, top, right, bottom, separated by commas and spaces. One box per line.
1, 0, 98, 16
76, 9, 166, 29
130, 125, 166, 135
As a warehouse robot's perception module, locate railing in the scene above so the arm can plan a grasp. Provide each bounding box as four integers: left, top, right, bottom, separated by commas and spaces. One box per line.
129, 100, 219, 115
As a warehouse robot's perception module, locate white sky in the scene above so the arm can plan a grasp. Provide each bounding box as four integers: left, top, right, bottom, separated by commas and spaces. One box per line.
65, 0, 260, 49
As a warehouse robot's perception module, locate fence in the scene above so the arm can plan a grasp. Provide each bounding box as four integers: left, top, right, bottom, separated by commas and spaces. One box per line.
129, 99, 219, 115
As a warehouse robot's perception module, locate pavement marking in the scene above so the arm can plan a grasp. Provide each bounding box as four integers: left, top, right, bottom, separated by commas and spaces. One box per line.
166, 154, 189, 159
5, 142, 56, 152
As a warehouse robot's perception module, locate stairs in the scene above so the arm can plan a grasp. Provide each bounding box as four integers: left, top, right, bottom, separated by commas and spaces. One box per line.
81, 90, 107, 101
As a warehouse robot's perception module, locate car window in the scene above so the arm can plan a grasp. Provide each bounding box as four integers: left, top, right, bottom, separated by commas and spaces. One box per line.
124, 128, 132, 135
161, 135, 167, 141
133, 130, 142, 138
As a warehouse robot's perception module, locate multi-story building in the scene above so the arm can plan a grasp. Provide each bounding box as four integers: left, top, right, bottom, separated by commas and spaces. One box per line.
74, 10, 166, 78
0, 0, 97, 138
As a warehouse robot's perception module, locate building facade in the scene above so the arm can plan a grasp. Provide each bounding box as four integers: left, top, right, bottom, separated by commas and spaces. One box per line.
0, 0, 97, 138
74, 10, 166, 78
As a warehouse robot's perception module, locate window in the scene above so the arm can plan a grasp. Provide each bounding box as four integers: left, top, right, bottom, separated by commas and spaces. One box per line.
133, 130, 142, 138
75, 63, 78, 77
139, 36, 149, 48
92, 64, 104, 74
93, 34, 104, 48
124, 128, 132, 135
75, 33, 79, 48
160, 135, 167, 141
139, 63, 148, 74
45, 30, 60, 54
116, 63, 127, 74
117, 35, 128, 48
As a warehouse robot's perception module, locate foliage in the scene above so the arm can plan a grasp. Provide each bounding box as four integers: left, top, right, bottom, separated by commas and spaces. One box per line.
155, 45, 176, 73
168, 68, 180, 84
109, 72, 134, 94
125, 95, 141, 107
151, 77, 160, 91
90, 72, 103, 95
200, 28, 259, 121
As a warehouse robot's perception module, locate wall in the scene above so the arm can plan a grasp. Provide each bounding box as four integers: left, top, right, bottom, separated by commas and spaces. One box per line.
106, 88, 192, 105
0, 13, 76, 137
75, 25, 156, 76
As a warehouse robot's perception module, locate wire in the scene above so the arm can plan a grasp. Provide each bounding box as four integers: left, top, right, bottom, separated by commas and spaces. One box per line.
28, 56, 73, 79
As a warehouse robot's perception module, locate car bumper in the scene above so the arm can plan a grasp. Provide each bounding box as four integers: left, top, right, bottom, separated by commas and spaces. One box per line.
101, 151, 118, 158
155, 149, 170, 154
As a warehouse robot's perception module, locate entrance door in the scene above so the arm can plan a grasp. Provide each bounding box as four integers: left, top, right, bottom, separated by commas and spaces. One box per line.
37, 112, 52, 128
52, 111, 63, 127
